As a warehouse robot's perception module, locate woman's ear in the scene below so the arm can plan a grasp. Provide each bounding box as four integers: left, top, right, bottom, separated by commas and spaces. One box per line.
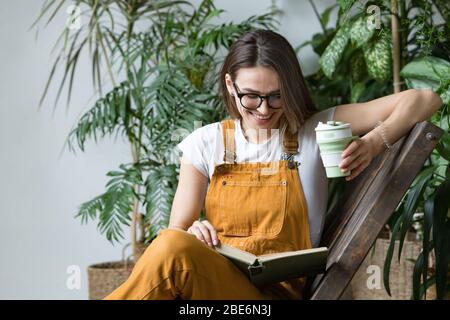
225, 73, 234, 96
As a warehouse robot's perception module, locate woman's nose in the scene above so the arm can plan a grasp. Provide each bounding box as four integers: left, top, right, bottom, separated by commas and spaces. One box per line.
257, 99, 271, 114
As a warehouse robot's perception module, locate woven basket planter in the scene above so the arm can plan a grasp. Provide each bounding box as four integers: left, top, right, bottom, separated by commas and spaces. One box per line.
87, 241, 149, 300
87, 261, 135, 300
350, 231, 437, 300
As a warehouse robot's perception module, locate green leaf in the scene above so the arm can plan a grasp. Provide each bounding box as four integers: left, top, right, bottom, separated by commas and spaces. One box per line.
401, 56, 450, 84
68, 81, 132, 151
351, 81, 366, 102
412, 273, 437, 300
319, 23, 351, 79
412, 250, 426, 300
400, 56, 450, 104
75, 163, 143, 244
436, 131, 450, 161
143, 164, 178, 240
300, 29, 336, 56
404, 78, 441, 91
350, 15, 376, 48
363, 30, 392, 81
320, 4, 338, 29
383, 216, 402, 296
337, 0, 356, 13
351, 50, 367, 83
398, 166, 435, 262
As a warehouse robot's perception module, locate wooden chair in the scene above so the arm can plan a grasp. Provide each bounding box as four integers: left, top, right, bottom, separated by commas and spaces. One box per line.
305, 121, 444, 300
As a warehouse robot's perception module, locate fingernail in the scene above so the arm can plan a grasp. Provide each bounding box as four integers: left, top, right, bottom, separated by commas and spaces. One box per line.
213, 239, 218, 245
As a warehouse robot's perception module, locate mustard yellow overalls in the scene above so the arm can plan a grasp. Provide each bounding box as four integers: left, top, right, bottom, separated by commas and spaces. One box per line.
104, 119, 312, 300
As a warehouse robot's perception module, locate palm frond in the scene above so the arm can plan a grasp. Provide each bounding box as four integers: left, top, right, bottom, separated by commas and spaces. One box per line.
143, 164, 178, 241
75, 163, 143, 244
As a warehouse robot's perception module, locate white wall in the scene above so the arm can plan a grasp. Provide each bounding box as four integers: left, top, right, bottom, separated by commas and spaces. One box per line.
0, 0, 335, 299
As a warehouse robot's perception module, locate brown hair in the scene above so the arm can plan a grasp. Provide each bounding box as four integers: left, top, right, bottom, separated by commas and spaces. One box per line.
219, 29, 318, 135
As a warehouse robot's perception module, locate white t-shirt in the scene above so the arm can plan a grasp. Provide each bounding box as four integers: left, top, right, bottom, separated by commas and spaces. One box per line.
176, 107, 336, 247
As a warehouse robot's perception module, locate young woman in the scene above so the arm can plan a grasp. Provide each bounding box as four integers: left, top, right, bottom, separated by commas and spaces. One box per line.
105, 29, 443, 300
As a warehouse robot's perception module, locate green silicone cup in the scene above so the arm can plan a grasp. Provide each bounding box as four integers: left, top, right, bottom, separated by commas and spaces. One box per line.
317, 135, 359, 153
325, 166, 350, 178
318, 136, 358, 178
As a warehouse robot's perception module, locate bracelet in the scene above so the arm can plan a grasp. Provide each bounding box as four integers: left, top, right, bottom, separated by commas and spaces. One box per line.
375, 120, 392, 150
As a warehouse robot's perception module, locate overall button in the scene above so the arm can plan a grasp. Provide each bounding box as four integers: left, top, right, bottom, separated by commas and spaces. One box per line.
288, 160, 296, 169
222, 180, 227, 186
281, 180, 287, 185
217, 166, 227, 174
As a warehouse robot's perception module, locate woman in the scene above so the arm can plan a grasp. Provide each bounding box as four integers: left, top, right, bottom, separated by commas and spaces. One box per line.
105, 29, 443, 300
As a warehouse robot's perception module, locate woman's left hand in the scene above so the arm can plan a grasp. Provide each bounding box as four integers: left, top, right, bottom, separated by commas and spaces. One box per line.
339, 137, 377, 181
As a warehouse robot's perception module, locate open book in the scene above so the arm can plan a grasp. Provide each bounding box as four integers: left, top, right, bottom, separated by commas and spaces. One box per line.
214, 243, 328, 287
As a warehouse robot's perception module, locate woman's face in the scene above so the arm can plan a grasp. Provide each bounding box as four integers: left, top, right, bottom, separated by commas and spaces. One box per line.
225, 66, 284, 132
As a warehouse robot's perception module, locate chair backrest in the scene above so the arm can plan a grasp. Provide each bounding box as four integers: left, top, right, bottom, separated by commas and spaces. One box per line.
307, 121, 443, 300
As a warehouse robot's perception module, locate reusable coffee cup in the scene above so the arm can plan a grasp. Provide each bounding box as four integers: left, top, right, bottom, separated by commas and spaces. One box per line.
315, 121, 359, 178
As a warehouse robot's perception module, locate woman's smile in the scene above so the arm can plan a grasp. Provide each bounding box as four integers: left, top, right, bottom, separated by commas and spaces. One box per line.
247, 110, 274, 124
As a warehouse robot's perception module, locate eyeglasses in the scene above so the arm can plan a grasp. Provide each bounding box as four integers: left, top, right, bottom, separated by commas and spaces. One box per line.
232, 82, 282, 110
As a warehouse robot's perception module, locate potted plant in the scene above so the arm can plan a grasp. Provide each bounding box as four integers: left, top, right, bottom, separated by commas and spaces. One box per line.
298, 0, 449, 299
35, 0, 280, 299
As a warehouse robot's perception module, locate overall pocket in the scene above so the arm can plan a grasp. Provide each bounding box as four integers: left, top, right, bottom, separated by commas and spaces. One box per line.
218, 179, 288, 237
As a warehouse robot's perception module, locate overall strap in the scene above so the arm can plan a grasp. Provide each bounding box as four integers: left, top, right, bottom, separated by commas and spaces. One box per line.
282, 127, 299, 154
221, 119, 236, 164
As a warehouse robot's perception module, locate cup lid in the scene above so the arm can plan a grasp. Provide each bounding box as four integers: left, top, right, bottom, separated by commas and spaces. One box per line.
315, 121, 350, 131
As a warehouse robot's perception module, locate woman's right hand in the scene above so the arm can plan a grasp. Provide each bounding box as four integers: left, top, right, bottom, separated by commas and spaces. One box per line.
187, 219, 220, 248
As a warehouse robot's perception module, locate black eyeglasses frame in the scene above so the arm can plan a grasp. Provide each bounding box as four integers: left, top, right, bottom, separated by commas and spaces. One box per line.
232, 82, 282, 110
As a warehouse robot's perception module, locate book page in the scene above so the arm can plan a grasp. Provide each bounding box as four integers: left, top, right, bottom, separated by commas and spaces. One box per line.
257, 247, 328, 264
214, 243, 257, 265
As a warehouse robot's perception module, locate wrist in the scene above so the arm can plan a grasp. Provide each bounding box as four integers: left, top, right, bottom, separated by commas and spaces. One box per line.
361, 128, 386, 157
168, 224, 187, 231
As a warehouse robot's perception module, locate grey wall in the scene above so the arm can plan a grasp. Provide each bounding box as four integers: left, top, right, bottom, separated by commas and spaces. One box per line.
0, 0, 336, 299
